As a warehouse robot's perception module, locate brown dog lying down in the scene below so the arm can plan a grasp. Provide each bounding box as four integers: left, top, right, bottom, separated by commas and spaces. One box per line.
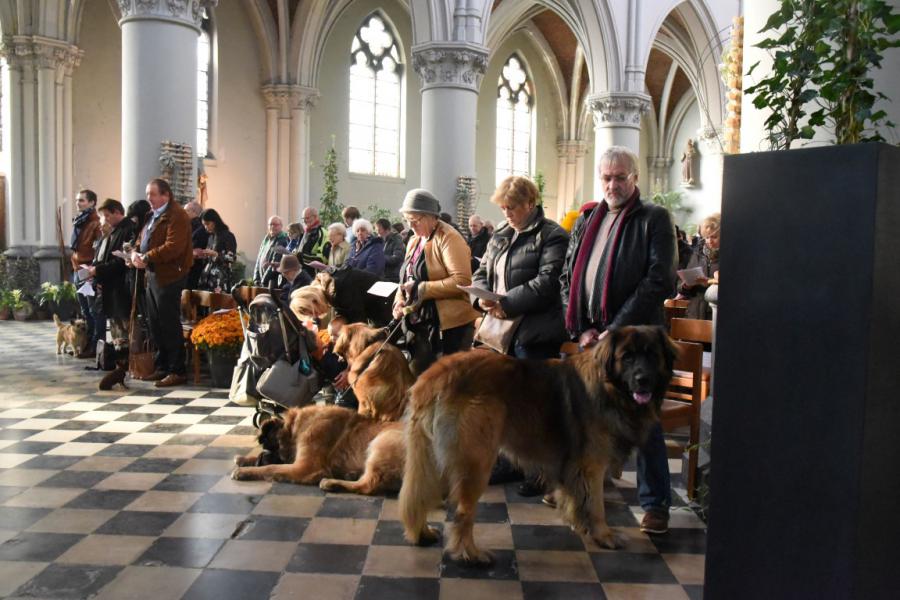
332, 323, 414, 422
232, 405, 404, 495
399, 326, 676, 563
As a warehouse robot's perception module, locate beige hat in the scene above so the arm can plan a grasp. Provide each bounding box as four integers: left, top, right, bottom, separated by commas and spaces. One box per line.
276, 254, 302, 273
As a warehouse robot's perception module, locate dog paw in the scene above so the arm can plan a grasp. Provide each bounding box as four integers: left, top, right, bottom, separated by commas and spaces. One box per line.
447, 548, 494, 566
592, 527, 626, 550
415, 526, 442, 547
231, 467, 246, 481
319, 478, 340, 492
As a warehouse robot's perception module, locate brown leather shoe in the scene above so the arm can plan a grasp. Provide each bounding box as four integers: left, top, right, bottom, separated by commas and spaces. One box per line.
155, 373, 187, 388
640, 510, 669, 534
141, 371, 168, 382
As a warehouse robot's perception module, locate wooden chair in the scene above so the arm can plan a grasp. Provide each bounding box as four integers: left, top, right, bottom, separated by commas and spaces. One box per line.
233, 286, 271, 307
182, 290, 237, 384
662, 339, 704, 499
670, 317, 713, 399
664, 298, 689, 330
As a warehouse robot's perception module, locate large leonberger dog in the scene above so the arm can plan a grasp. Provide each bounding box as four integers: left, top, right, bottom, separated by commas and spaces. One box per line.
399, 325, 676, 563
332, 323, 414, 422
232, 405, 404, 495
290, 269, 392, 326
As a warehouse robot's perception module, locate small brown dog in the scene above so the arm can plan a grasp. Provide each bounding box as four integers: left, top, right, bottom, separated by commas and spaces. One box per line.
332, 323, 414, 422
54, 315, 87, 355
98, 364, 128, 391
232, 405, 405, 495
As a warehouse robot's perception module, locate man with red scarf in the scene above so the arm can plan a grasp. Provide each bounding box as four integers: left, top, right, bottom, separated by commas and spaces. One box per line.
560, 146, 677, 534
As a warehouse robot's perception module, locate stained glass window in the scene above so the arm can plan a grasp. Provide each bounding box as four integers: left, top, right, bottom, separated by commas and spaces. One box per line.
197, 10, 212, 158
496, 54, 533, 185
349, 13, 403, 177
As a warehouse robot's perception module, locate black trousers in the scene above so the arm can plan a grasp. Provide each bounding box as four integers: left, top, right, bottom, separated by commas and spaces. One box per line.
145, 273, 187, 375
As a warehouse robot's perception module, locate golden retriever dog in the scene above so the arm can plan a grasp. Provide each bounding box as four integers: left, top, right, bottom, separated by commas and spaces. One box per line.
332, 323, 414, 422
290, 285, 331, 324
232, 405, 404, 496
399, 325, 676, 563
54, 315, 88, 355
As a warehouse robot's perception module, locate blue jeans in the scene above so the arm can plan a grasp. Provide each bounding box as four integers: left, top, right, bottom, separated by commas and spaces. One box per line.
637, 421, 671, 513
511, 340, 560, 360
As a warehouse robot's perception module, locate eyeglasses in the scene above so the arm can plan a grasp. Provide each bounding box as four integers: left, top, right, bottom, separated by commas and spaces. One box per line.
600, 174, 632, 184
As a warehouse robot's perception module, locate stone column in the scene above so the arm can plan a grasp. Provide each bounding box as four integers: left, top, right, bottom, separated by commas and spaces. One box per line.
262, 84, 319, 222
119, 0, 206, 203
586, 92, 650, 199
1, 37, 82, 281
555, 140, 586, 219
412, 42, 488, 217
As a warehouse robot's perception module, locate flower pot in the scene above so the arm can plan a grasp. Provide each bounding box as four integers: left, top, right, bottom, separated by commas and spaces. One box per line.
0, 307, 9, 320
206, 348, 238, 388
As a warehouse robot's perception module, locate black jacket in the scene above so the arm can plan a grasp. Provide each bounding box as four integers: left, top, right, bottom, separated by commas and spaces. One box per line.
382, 232, 404, 282
468, 228, 491, 271
208, 229, 237, 255
560, 197, 677, 334
330, 266, 392, 326
93, 218, 137, 321
472, 207, 569, 348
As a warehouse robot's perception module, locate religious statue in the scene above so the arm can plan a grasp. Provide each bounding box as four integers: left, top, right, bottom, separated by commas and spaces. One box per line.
681, 138, 696, 186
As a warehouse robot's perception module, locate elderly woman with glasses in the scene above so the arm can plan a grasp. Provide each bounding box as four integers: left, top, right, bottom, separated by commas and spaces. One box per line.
680, 213, 720, 319
393, 189, 479, 374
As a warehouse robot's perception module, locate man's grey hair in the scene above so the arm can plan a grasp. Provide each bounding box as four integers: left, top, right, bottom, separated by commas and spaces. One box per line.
598, 146, 640, 178
268, 215, 283, 225
304, 207, 319, 218
352, 218, 373, 236
468, 214, 484, 225
327, 222, 347, 237
184, 201, 202, 218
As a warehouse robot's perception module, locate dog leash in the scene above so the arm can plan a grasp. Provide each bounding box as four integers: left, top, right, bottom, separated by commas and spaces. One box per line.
345, 318, 406, 390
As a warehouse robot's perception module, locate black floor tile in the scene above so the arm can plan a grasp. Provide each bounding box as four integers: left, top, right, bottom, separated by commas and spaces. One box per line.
50, 420, 105, 431
605, 503, 640, 527
44, 411, 86, 420
269, 481, 326, 496
0, 428, 41, 440
114, 412, 161, 423
231, 515, 309, 541
0, 506, 53, 530
316, 496, 382, 519
36, 470, 110, 489
0, 531, 83, 561
286, 543, 368, 574
68, 431, 125, 444
511, 524, 586, 551
141, 423, 192, 434
136, 536, 225, 568
18, 454, 83, 470
122, 457, 187, 473
181, 568, 280, 600
440, 549, 518, 580
591, 551, 678, 583
446, 502, 509, 524
96, 443, 155, 457
165, 434, 218, 446
155, 397, 193, 405
188, 493, 261, 514
194, 446, 248, 460
649, 528, 707, 554
12, 563, 122, 598
355, 576, 439, 600
1, 440, 62, 454
371, 520, 444, 546
684, 584, 704, 600
174, 406, 218, 414
153, 474, 221, 492
522, 581, 607, 600
198, 415, 243, 425
229, 425, 257, 436
95, 510, 182, 536
0, 486, 26, 503
63, 489, 143, 510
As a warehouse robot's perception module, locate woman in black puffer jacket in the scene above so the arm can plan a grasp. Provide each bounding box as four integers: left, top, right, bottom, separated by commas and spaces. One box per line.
471, 176, 569, 360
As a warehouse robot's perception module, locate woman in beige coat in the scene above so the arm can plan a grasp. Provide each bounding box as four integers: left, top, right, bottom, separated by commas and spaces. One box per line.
326, 222, 351, 268
393, 188, 479, 374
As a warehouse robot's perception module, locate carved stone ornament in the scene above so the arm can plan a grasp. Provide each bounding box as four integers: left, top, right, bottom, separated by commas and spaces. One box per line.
697, 125, 725, 155
411, 42, 489, 92
586, 92, 651, 129
0, 36, 83, 74
261, 85, 319, 118
118, 0, 217, 31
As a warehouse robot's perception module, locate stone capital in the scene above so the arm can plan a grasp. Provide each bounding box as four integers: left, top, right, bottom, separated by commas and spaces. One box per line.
0, 36, 83, 74
585, 92, 651, 130
411, 42, 489, 93
557, 140, 587, 162
118, 0, 217, 32
262, 84, 319, 118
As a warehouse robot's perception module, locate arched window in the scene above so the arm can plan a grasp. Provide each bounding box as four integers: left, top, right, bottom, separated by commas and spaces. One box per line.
495, 54, 533, 185
196, 10, 213, 158
348, 13, 403, 178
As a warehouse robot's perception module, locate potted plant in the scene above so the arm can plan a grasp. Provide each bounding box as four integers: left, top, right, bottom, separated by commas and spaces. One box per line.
0, 289, 12, 320
190, 309, 245, 387
9, 290, 34, 321
707, 2, 900, 598
36, 282, 79, 321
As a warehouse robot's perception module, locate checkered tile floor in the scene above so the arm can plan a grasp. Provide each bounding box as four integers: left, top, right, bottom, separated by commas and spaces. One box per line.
0, 321, 706, 599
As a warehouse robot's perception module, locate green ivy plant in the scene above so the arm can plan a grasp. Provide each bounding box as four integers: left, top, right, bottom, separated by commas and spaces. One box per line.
651, 190, 694, 225
745, 0, 900, 149
533, 171, 546, 206
366, 205, 393, 223
318, 138, 344, 226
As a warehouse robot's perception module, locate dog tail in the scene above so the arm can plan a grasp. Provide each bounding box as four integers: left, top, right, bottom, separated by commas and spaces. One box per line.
53, 314, 62, 328
399, 403, 442, 545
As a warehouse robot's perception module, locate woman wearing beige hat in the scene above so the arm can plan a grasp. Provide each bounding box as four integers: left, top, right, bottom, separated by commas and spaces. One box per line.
393, 188, 479, 374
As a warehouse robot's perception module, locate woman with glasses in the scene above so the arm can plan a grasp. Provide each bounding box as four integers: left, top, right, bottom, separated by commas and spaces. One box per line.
681, 213, 720, 319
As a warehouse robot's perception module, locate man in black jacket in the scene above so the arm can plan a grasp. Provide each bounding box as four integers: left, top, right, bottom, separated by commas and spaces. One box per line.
560, 146, 677, 536
467, 214, 491, 271
376, 218, 404, 282
86, 199, 136, 349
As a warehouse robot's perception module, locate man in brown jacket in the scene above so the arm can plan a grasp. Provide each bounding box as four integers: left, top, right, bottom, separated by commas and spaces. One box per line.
72, 190, 102, 357
131, 179, 193, 387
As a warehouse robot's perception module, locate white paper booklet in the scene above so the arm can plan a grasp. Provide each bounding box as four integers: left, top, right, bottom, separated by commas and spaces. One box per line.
677, 266, 706, 287
458, 285, 505, 303
367, 281, 400, 298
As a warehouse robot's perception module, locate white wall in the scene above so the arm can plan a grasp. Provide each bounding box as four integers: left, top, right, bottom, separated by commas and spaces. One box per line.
474, 30, 563, 225
308, 0, 420, 227
201, 1, 267, 257
668, 97, 720, 226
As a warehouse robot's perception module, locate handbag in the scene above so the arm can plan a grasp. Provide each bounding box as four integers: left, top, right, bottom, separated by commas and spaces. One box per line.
229, 356, 261, 407
257, 318, 320, 408
474, 313, 523, 354
127, 272, 157, 380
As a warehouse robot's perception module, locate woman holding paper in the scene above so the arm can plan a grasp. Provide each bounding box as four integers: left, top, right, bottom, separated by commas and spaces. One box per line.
471, 176, 569, 360
393, 189, 479, 374
680, 213, 720, 319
